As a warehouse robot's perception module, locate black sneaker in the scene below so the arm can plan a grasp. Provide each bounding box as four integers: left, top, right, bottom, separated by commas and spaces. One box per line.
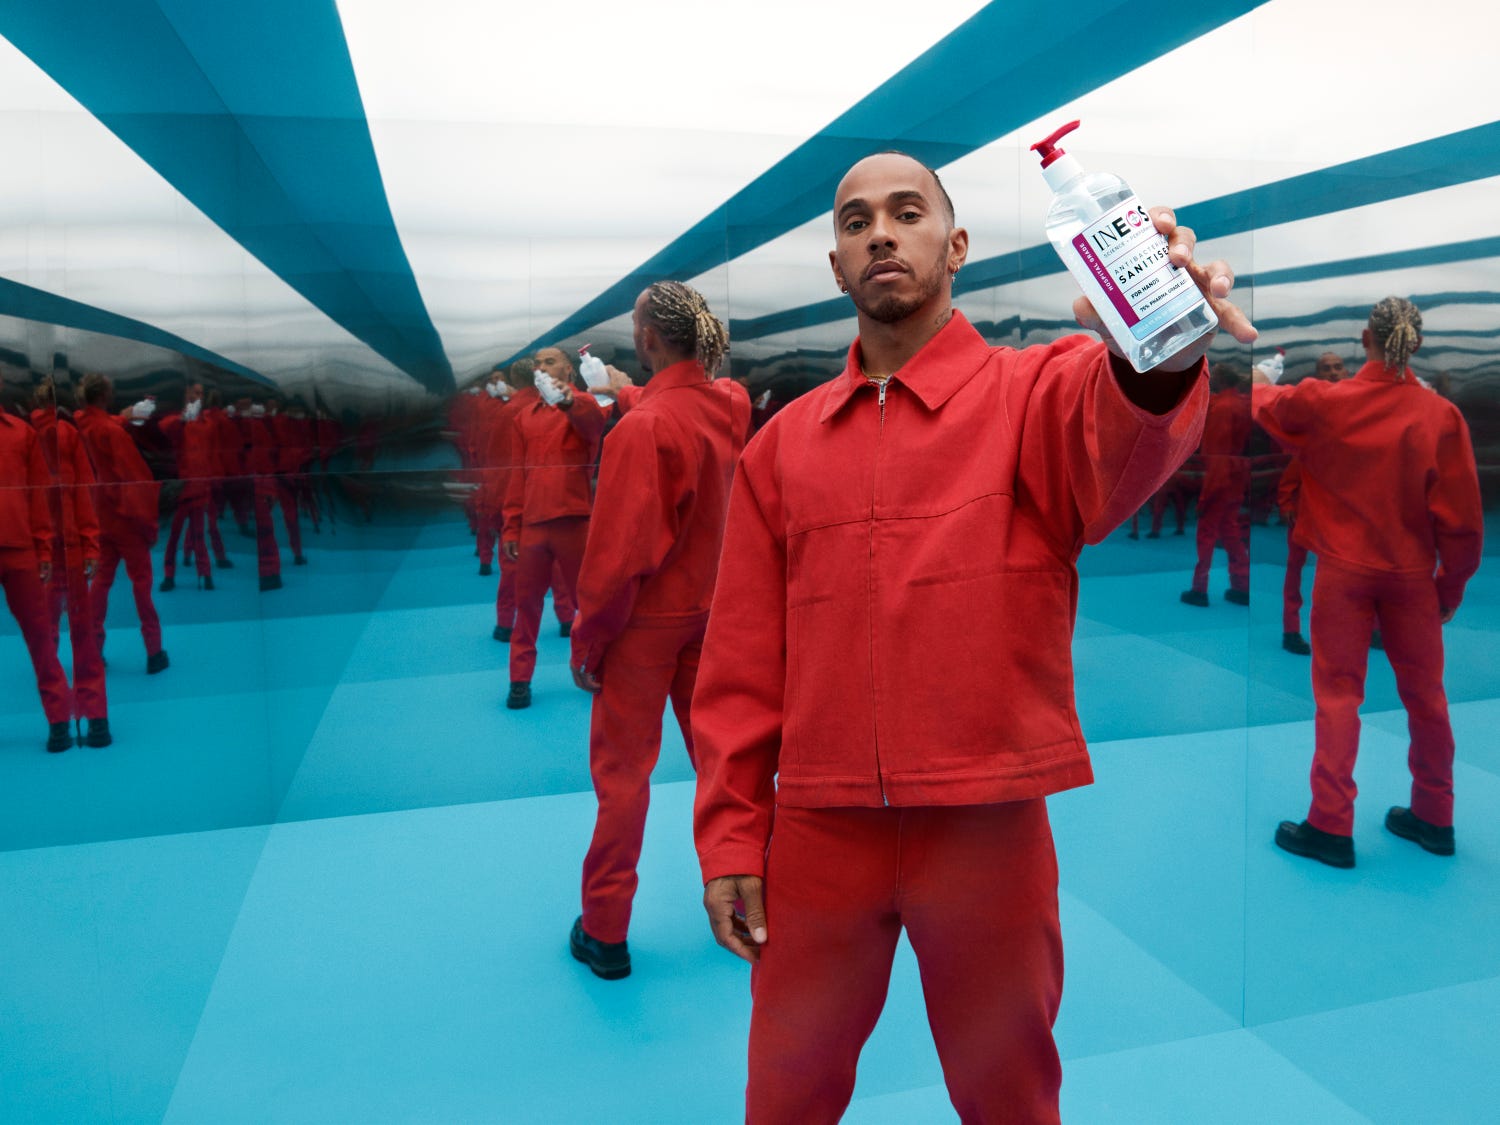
1179, 590, 1209, 608
83, 718, 112, 748
46, 722, 72, 753
1385, 806, 1455, 856
293, 555, 308, 566
570, 916, 630, 980
479, 562, 493, 577
506, 681, 531, 710
558, 620, 573, 638
159, 576, 176, 592
1224, 588, 1250, 606
1275, 819, 1354, 868
147, 650, 170, 675
201, 574, 215, 591
259, 574, 283, 592
493, 625, 512, 643
216, 556, 234, 569
1282, 631, 1311, 655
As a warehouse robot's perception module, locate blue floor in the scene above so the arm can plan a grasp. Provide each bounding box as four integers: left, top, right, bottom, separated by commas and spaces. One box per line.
2, 508, 1497, 1122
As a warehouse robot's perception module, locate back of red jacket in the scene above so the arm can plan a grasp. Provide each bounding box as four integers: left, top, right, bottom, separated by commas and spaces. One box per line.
0, 413, 55, 557
74, 404, 161, 533
29, 410, 100, 561
571, 364, 751, 673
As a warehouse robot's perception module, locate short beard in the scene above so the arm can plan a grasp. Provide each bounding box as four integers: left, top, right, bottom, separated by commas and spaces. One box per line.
851, 264, 944, 325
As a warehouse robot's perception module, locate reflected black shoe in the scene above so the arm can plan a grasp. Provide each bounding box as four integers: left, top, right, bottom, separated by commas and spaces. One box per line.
493, 625, 512, 643
558, 620, 573, 638
1179, 590, 1209, 608
293, 555, 308, 566
46, 722, 72, 753
83, 718, 112, 748
570, 916, 630, 980
506, 681, 531, 710
201, 574, 215, 591
1275, 819, 1354, 868
1385, 806, 1455, 856
1224, 587, 1250, 605
479, 562, 493, 577
1282, 631, 1311, 655
259, 574, 283, 592
158, 576, 175, 592
146, 650, 170, 675
216, 556, 234, 569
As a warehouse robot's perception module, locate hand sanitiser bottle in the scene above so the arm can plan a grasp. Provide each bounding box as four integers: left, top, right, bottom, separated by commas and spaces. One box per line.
1031, 121, 1216, 372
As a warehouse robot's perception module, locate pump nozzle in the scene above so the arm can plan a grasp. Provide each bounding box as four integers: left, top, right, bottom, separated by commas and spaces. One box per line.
1030, 120, 1080, 168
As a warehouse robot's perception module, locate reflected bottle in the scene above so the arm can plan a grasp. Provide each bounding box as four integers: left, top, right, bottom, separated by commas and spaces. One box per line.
1031, 120, 1216, 372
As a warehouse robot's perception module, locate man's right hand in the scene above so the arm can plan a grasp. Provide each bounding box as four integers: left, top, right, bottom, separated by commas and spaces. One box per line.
703, 874, 767, 964
502, 540, 519, 562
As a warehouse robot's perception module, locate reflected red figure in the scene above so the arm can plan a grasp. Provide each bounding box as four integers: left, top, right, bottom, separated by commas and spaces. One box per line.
0, 410, 74, 742
74, 380, 166, 667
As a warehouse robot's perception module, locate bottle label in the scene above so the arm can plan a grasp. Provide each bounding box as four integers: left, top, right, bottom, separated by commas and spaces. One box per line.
1070, 196, 1204, 340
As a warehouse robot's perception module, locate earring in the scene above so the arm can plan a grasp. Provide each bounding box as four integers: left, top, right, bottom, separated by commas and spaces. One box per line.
840, 284, 848, 293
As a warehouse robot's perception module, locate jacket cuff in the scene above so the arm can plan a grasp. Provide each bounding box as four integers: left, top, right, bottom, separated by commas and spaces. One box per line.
698, 844, 768, 885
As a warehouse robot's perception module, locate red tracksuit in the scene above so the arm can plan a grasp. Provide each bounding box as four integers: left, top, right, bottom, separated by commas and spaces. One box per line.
571, 363, 750, 944
1190, 384, 1251, 596
501, 389, 605, 683
159, 408, 219, 581
30, 411, 107, 722
692, 314, 1208, 1122
242, 411, 297, 578
1253, 363, 1483, 834
0, 413, 73, 724
74, 405, 164, 659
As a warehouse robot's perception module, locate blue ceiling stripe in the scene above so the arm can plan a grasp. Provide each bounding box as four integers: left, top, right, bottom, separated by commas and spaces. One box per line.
0, 278, 272, 385
733, 121, 1500, 341
511, 0, 1268, 359
0, 1, 452, 393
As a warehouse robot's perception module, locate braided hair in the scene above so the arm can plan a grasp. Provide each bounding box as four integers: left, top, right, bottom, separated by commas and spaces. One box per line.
1368, 296, 1422, 376
642, 281, 729, 377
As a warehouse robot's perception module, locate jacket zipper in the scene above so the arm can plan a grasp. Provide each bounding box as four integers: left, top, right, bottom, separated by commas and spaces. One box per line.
871, 377, 889, 807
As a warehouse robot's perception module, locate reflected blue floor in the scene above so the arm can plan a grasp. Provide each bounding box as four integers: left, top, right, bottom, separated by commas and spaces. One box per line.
1, 510, 1497, 1122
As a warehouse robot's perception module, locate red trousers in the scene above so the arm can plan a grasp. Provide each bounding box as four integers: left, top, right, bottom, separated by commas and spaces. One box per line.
1192, 488, 1249, 594
45, 551, 107, 721
508, 516, 586, 682
163, 491, 213, 579
747, 801, 1062, 1125
1282, 532, 1309, 634
495, 555, 572, 631
92, 524, 163, 657
1307, 560, 1454, 835
252, 479, 303, 577
580, 617, 704, 944
0, 547, 72, 724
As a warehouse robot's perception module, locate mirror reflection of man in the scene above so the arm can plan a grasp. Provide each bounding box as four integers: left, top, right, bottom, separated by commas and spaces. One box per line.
499, 347, 605, 709
158, 381, 218, 591
0, 395, 77, 751
690, 150, 1255, 1122
565, 282, 750, 981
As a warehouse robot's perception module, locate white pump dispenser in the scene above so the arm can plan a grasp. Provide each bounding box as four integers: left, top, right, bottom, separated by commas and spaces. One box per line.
1031, 121, 1216, 372
578, 344, 613, 406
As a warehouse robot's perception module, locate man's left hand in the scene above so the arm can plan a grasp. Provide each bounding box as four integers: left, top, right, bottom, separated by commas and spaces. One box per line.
1073, 206, 1259, 372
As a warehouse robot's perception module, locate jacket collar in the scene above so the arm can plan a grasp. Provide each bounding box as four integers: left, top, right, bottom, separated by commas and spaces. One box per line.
818, 311, 992, 423
1354, 360, 1414, 385
642, 359, 709, 402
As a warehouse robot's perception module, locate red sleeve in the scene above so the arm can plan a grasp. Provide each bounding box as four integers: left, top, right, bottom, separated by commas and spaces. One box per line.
1011, 338, 1209, 549
613, 384, 644, 416
570, 414, 674, 674
69, 433, 101, 562
692, 448, 787, 883
25, 429, 55, 559
1431, 412, 1485, 611
501, 413, 525, 542
562, 393, 606, 445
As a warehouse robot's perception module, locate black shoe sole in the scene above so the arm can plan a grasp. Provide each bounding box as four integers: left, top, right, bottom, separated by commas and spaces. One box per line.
570, 926, 630, 980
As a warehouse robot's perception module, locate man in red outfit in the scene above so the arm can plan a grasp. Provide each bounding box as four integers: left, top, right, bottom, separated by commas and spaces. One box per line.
1254, 299, 1483, 868
74, 374, 169, 674
30, 380, 111, 749
158, 382, 220, 591
691, 152, 1255, 1123
1, 401, 77, 752
1180, 360, 1252, 607
500, 350, 605, 709
565, 282, 750, 980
